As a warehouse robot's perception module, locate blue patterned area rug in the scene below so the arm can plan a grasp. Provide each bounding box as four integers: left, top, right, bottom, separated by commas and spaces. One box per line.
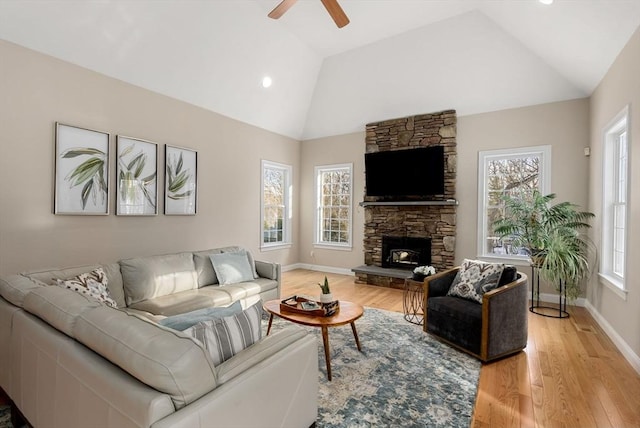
267, 307, 481, 428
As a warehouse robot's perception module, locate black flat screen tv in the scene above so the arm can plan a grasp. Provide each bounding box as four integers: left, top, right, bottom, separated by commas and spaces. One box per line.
365, 146, 445, 198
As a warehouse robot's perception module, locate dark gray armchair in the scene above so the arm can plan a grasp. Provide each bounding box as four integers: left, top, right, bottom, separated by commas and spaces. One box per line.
422, 266, 528, 362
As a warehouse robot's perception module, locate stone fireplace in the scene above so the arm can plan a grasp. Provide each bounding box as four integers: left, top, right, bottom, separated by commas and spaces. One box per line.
353, 110, 457, 288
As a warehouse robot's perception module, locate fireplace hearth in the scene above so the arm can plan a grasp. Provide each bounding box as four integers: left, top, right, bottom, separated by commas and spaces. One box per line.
382, 236, 431, 270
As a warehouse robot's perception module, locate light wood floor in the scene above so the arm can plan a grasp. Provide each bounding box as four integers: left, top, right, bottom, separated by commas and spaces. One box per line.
283, 269, 640, 428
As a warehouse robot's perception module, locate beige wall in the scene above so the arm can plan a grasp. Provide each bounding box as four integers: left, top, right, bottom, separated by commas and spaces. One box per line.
0, 40, 300, 275
299, 132, 365, 270
299, 100, 591, 287
588, 26, 640, 358
457, 99, 591, 294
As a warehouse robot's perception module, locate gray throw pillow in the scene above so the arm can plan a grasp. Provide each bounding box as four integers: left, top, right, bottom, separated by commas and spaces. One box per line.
210, 250, 255, 285
447, 259, 505, 304
184, 301, 263, 366
158, 300, 243, 331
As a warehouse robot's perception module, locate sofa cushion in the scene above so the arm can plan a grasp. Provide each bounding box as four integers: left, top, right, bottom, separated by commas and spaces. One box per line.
193, 248, 224, 287
159, 300, 243, 331
184, 301, 263, 366
129, 287, 234, 316
56, 267, 118, 308
210, 250, 255, 285
447, 259, 505, 303
73, 306, 217, 410
120, 253, 198, 306
23, 285, 102, 337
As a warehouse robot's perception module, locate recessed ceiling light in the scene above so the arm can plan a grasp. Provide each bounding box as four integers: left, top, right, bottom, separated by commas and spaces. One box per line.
262, 76, 272, 88
539, 0, 553, 4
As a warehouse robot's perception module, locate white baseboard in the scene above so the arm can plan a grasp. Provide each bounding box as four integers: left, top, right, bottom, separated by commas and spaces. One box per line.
282, 263, 354, 276
533, 292, 587, 307
584, 301, 640, 375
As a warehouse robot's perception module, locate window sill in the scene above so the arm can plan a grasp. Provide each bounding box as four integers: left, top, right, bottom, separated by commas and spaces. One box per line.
476, 254, 531, 267
260, 243, 292, 252
598, 273, 627, 301
313, 243, 353, 251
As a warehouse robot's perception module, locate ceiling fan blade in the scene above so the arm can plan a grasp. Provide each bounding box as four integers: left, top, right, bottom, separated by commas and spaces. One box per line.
268, 0, 298, 19
320, 0, 350, 28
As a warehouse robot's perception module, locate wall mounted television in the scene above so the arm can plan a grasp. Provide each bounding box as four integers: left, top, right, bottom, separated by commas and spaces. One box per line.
364, 146, 445, 198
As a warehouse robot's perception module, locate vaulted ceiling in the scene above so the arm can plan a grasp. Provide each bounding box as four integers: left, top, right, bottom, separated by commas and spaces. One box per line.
1, 1, 639, 140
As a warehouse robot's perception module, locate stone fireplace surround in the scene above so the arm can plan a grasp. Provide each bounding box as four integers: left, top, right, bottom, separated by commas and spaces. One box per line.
353, 110, 457, 289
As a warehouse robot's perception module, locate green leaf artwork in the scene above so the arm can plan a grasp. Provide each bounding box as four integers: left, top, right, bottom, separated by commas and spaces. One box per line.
118, 143, 157, 212
166, 152, 193, 200
62, 148, 107, 209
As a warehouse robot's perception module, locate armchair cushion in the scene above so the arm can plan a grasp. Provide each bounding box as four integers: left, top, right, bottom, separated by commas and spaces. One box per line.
427, 296, 482, 354
447, 259, 505, 303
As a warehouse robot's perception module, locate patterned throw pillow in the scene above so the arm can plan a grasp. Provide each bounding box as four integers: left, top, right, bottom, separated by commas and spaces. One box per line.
447, 259, 505, 304
55, 267, 118, 308
184, 301, 263, 366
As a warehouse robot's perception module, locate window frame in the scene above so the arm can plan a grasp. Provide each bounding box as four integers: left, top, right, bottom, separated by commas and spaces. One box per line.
477, 145, 551, 264
599, 106, 630, 299
260, 160, 292, 250
314, 163, 353, 250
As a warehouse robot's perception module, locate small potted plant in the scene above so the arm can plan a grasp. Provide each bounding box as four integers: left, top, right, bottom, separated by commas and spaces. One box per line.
318, 276, 333, 303
412, 265, 436, 281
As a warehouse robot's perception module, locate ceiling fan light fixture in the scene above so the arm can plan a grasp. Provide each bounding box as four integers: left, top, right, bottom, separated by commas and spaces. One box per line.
262, 76, 273, 88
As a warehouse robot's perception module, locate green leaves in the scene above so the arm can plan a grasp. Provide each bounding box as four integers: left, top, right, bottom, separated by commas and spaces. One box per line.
118, 143, 157, 210
166, 152, 193, 200
492, 189, 594, 300
62, 147, 107, 209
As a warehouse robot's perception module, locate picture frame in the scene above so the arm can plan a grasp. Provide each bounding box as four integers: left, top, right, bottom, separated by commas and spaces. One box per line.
54, 122, 110, 215
164, 145, 197, 215
116, 136, 158, 216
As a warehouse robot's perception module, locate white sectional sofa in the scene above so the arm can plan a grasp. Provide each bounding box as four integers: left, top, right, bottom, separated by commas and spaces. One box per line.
0, 246, 318, 428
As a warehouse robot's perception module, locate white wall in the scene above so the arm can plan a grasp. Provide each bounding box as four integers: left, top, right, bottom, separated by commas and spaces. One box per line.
588, 26, 640, 363
0, 40, 300, 274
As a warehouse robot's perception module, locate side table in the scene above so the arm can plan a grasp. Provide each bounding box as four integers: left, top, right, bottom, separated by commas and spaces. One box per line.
403, 278, 424, 325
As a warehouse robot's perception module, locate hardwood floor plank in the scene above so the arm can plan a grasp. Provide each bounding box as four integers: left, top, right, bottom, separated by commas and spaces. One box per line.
281, 270, 640, 427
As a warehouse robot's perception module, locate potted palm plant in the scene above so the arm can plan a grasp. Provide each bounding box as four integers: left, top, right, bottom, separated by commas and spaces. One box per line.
492, 190, 594, 313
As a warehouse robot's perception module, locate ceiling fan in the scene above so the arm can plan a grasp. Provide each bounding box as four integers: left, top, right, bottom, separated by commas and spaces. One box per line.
268, 0, 350, 28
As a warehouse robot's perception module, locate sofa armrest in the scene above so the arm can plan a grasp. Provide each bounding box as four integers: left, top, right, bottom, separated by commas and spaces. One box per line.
255, 260, 280, 281
481, 272, 529, 360
151, 328, 318, 428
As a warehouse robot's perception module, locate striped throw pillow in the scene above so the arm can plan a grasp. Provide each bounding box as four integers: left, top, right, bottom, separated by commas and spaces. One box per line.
184, 301, 263, 366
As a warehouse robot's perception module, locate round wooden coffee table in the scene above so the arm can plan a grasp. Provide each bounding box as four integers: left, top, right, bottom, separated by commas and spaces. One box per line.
263, 299, 364, 381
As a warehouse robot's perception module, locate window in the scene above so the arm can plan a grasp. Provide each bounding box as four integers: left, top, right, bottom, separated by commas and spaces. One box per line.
477, 145, 551, 261
261, 160, 292, 249
315, 164, 353, 248
600, 106, 629, 297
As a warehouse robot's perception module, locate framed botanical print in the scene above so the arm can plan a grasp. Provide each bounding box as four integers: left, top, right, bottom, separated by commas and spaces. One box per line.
164, 145, 197, 215
116, 136, 158, 216
54, 122, 110, 215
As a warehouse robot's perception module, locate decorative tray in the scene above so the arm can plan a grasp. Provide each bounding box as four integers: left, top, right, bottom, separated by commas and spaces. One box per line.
280, 295, 340, 317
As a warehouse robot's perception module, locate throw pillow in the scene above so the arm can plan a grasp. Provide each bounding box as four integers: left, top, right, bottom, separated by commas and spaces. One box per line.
158, 300, 243, 331
210, 250, 255, 285
55, 267, 118, 308
184, 301, 263, 366
447, 259, 505, 304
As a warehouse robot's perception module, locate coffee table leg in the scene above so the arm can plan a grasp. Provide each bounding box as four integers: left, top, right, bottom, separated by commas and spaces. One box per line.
351, 322, 362, 351
321, 326, 332, 381
266, 314, 274, 336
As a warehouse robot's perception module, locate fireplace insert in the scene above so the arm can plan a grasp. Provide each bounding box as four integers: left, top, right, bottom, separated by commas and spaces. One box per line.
381, 236, 431, 270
